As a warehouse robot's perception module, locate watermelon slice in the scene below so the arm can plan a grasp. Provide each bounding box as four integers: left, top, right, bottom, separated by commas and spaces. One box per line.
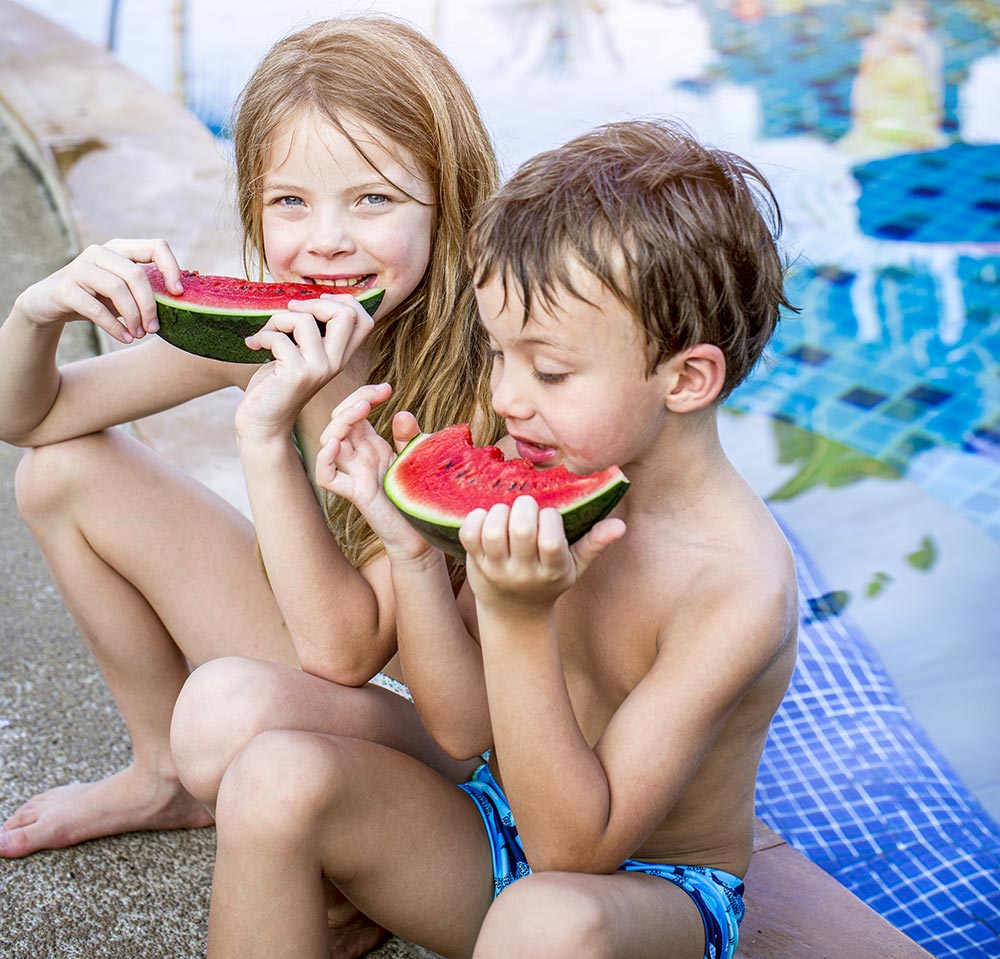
384, 423, 629, 558
145, 267, 385, 364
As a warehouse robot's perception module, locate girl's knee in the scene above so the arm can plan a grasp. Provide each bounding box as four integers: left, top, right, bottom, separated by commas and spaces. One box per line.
171, 656, 284, 805
215, 729, 346, 842
475, 874, 611, 959
14, 435, 103, 519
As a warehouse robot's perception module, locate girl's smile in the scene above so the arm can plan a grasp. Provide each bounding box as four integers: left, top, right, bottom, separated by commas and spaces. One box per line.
261, 108, 435, 317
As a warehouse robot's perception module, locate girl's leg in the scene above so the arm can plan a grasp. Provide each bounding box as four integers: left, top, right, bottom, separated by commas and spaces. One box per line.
170, 656, 477, 811
1, 429, 297, 858
474, 870, 707, 959
209, 732, 495, 959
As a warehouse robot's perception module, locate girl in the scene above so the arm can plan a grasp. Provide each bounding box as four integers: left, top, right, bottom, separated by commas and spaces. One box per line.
0, 15, 500, 863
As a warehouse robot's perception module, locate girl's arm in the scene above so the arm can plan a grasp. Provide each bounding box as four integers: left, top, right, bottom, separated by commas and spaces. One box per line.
0, 240, 248, 445
235, 297, 396, 683
315, 385, 493, 755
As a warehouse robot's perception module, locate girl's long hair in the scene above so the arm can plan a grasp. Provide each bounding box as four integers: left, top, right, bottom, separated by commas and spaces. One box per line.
230, 16, 503, 576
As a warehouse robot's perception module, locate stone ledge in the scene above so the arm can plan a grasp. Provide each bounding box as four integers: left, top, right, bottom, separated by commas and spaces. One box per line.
0, 0, 247, 511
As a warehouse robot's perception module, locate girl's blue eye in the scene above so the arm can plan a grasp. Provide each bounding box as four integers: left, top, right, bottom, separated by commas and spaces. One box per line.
362, 194, 389, 206
277, 196, 303, 207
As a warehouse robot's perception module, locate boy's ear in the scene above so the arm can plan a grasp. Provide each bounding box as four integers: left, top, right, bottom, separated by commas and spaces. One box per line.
662, 344, 727, 412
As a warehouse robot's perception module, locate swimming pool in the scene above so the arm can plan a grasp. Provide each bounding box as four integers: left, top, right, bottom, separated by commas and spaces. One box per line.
16, 0, 1000, 954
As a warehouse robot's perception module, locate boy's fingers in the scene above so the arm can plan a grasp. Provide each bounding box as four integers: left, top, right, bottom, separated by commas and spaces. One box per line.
536, 507, 569, 562
459, 508, 488, 555
480, 503, 512, 561
508, 496, 541, 561
569, 517, 626, 574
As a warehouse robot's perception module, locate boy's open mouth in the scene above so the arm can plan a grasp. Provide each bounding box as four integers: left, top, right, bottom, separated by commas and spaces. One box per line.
513, 437, 557, 466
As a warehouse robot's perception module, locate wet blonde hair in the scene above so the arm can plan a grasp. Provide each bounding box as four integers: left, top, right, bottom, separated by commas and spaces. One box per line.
230, 16, 502, 573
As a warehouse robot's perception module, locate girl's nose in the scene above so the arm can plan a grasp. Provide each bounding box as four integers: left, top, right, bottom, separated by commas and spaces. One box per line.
307, 211, 356, 258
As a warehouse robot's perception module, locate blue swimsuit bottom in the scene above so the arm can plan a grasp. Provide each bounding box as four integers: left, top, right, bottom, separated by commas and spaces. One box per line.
458, 763, 745, 959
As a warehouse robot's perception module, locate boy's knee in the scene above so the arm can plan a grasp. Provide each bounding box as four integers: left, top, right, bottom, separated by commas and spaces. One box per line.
476, 874, 610, 959
171, 656, 282, 805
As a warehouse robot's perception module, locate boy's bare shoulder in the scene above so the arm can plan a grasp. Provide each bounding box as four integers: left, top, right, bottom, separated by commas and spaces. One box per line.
611, 476, 798, 666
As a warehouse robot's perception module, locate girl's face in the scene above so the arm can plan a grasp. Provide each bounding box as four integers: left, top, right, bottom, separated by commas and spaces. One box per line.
260, 109, 435, 316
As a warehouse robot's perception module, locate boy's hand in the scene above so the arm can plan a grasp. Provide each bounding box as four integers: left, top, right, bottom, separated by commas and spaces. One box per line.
315, 384, 436, 560
460, 495, 625, 614
236, 294, 374, 440
13, 239, 181, 344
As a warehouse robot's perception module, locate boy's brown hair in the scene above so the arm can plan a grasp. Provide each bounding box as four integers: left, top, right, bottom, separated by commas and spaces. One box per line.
468, 117, 793, 399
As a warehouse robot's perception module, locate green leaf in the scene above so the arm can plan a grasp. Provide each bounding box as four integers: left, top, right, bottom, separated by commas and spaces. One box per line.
769, 421, 900, 501
906, 536, 937, 571
864, 571, 893, 598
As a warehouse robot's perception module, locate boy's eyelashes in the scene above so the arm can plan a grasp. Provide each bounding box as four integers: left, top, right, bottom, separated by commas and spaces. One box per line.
486, 348, 570, 385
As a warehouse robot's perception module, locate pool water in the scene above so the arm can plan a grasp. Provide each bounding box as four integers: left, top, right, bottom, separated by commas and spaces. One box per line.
16, 0, 1000, 955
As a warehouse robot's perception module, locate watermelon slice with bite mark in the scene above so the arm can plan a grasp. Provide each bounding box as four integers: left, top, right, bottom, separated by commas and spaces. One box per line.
384, 423, 629, 559
145, 267, 385, 364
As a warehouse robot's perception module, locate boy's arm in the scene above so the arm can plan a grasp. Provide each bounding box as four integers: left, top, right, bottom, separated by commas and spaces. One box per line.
315, 385, 493, 755
464, 496, 794, 874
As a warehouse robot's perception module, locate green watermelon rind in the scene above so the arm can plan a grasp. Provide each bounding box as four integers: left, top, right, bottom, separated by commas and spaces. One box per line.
153, 286, 384, 364
384, 430, 630, 559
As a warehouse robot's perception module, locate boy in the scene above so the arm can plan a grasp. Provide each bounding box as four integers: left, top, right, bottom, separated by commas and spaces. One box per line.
197, 117, 799, 959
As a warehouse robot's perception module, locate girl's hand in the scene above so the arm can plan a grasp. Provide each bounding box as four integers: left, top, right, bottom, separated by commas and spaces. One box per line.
235, 293, 374, 441
316, 384, 435, 560
12, 239, 182, 344
460, 495, 626, 615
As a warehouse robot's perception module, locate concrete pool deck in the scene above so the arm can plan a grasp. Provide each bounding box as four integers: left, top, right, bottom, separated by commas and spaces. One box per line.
0, 3, 987, 957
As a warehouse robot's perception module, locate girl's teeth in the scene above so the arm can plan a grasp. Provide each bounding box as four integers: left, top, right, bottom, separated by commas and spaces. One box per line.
312, 276, 369, 287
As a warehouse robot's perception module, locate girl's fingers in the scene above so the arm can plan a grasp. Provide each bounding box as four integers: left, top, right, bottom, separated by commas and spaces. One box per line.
391, 411, 421, 452
319, 383, 392, 447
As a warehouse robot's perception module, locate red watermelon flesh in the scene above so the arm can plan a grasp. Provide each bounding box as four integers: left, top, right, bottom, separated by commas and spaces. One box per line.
383, 423, 629, 558
144, 267, 384, 363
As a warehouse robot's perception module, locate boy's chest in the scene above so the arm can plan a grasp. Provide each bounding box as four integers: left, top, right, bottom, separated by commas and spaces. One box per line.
554, 565, 665, 731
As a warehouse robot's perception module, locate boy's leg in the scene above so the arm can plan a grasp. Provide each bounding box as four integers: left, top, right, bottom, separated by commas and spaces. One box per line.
170, 656, 476, 811
474, 870, 707, 959
209, 731, 495, 959
1, 429, 297, 857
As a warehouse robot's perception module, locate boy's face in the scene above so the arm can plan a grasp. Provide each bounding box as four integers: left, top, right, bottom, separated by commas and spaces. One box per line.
476, 263, 673, 475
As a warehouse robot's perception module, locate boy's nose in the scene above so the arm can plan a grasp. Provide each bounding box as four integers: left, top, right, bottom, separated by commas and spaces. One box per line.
490, 369, 532, 422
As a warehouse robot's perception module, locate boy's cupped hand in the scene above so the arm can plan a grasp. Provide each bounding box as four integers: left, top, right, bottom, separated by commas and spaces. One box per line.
460, 495, 625, 614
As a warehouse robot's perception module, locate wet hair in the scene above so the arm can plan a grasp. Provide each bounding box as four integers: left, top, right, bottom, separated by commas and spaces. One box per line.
230, 16, 502, 573
467, 117, 794, 400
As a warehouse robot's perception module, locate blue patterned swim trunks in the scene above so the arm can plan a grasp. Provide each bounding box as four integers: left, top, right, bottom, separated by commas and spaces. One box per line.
458, 763, 745, 959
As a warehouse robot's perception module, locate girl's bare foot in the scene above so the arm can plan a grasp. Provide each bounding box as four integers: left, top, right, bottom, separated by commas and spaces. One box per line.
0, 764, 214, 858
326, 878, 390, 959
